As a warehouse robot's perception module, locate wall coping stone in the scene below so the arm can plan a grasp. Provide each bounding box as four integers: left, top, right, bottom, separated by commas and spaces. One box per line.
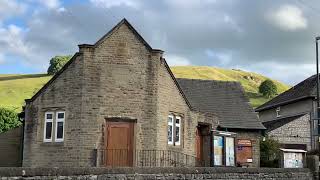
0, 167, 311, 177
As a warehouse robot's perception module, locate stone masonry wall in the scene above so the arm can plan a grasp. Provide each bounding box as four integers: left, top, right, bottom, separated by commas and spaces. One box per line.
236, 130, 261, 167
268, 114, 311, 150
0, 167, 313, 180
23, 54, 84, 167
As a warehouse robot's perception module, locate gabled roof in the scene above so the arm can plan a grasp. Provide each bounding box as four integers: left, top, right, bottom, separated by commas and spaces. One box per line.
177, 78, 265, 130
79, 18, 153, 52
255, 75, 317, 112
26, 19, 192, 109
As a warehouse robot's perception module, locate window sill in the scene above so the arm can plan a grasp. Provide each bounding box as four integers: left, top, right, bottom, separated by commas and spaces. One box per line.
40, 142, 64, 146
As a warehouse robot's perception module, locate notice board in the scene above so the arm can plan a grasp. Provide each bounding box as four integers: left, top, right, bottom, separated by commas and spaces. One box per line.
236, 139, 253, 164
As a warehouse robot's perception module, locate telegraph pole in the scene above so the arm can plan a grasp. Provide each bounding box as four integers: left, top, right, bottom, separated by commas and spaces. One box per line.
316, 36, 320, 151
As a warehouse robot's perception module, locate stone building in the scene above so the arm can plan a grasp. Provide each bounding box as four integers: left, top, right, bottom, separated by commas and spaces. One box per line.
256, 75, 319, 151
22, 19, 264, 167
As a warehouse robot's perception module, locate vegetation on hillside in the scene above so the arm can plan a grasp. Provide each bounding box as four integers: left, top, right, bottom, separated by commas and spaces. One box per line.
0, 66, 290, 113
0, 74, 51, 111
47, 55, 72, 75
259, 79, 278, 98
171, 66, 290, 107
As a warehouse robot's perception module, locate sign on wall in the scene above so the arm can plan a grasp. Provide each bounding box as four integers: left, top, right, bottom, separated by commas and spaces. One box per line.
225, 137, 235, 166
236, 139, 253, 164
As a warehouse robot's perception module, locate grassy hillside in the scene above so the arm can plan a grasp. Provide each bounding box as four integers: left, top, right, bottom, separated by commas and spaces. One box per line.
0, 74, 51, 111
171, 66, 290, 107
0, 66, 290, 112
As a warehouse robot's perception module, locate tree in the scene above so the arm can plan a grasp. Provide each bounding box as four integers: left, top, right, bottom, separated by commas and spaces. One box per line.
0, 108, 21, 133
259, 79, 278, 98
260, 137, 280, 167
47, 55, 72, 75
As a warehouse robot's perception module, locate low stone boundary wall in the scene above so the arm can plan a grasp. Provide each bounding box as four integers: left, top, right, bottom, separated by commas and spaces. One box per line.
0, 167, 313, 180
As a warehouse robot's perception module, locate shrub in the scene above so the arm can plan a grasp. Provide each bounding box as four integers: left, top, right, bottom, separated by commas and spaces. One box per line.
260, 137, 280, 167
47, 55, 72, 75
0, 107, 21, 133
259, 79, 278, 98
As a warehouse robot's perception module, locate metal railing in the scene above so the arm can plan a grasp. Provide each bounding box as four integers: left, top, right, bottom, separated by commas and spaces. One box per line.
95, 149, 204, 167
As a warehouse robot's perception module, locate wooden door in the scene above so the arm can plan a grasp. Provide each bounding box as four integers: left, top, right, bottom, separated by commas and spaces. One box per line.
196, 127, 203, 162
105, 122, 134, 167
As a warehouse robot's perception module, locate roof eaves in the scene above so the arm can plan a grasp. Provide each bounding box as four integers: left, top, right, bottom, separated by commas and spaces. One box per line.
255, 95, 313, 112
161, 58, 193, 110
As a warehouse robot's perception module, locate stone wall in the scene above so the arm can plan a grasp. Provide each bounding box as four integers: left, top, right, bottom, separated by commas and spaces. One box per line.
0, 167, 313, 180
268, 114, 311, 150
23, 53, 84, 167
0, 127, 23, 167
235, 130, 261, 167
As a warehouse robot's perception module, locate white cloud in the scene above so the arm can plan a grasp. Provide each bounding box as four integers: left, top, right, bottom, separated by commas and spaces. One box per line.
90, 0, 141, 9
37, 0, 61, 9
205, 49, 232, 66
267, 4, 307, 31
0, 24, 39, 65
0, 54, 5, 64
165, 54, 191, 66
238, 62, 314, 85
0, 0, 26, 21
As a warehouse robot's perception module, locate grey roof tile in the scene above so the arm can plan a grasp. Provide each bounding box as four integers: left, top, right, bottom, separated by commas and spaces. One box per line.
177, 78, 265, 130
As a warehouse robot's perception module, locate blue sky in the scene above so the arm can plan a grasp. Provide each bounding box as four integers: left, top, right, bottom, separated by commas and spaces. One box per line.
1, 0, 320, 85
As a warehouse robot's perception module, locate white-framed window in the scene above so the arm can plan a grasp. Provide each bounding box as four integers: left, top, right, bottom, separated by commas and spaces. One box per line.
168, 115, 174, 145
55, 111, 65, 142
175, 116, 181, 145
44, 112, 54, 142
276, 107, 281, 117
167, 115, 182, 146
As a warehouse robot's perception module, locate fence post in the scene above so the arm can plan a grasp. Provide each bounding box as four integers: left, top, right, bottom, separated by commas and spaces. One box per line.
306, 155, 319, 180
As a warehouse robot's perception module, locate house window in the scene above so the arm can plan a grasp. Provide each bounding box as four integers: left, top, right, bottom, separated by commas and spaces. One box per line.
168, 115, 173, 145
44, 111, 65, 142
276, 107, 281, 117
55, 111, 65, 142
167, 115, 182, 146
44, 112, 54, 142
175, 116, 181, 145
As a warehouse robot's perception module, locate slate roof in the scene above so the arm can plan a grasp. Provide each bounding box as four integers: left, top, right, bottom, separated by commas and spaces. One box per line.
255, 75, 317, 112
177, 78, 265, 130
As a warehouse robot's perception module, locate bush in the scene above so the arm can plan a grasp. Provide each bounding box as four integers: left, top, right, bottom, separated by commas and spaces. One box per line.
259, 79, 278, 98
47, 55, 72, 75
0, 108, 21, 133
260, 137, 280, 167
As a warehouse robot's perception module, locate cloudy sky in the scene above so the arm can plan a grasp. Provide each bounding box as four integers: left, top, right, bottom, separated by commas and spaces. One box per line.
0, 0, 320, 85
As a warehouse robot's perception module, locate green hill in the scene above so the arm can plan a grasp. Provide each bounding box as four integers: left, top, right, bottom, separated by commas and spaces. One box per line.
171, 66, 290, 107
0, 66, 290, 112
0, 74, 51, 111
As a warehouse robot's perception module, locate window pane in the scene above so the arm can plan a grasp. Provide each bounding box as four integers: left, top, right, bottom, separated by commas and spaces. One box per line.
176, 118, 179, 124
46, 114, 53, 119
45, 122, 52, 139
57, 122, 64, 139
168, 125, 173, 143
168, 116, 172, 123
175, 126, 180, 143
57, 113, 64, 119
